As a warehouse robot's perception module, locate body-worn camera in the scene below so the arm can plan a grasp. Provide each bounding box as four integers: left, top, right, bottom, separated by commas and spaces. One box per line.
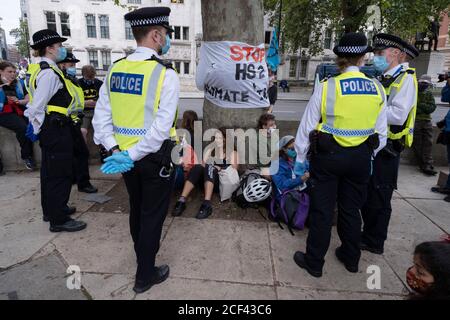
438, 71, 450, 83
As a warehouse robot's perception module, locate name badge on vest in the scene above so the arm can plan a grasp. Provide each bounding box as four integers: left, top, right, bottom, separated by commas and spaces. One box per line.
110, 73, 144, 95
340, 78, 378, 96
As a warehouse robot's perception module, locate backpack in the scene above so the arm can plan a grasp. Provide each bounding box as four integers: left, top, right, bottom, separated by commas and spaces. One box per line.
232, 172, 269, 209
270, 189, 310, 235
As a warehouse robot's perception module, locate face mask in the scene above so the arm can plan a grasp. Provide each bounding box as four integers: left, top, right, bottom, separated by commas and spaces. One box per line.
56, 47, 67, 62
406, 267, 433, 295
287, 149, 297, 159
373, 55, 389, 73
67, 67, 77, 77
158, 33, 171, 55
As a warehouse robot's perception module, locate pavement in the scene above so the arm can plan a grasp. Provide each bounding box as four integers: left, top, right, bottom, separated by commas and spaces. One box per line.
0, 163, 449, 300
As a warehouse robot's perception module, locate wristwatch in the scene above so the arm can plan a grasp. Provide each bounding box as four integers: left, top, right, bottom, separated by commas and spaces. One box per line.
111, 145, 121, 153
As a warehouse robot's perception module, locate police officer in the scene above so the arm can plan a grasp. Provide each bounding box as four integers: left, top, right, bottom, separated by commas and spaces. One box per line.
25, 29, 87, 232
93, 7, 179, 294
57, 53, 98, 194
361, 34, 419, 255
292, 33, 387, 277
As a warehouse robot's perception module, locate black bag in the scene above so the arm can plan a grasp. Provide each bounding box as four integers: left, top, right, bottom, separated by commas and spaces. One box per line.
232, 172, 264, 209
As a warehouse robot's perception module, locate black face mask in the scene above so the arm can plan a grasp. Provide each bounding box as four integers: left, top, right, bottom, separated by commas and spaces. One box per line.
418, 83, 430, 92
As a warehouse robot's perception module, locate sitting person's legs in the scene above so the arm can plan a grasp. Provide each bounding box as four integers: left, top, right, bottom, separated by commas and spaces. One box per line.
172, 164, 204, 216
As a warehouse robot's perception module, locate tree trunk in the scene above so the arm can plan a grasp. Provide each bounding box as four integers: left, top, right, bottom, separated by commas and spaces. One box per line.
201, 0, 267, 131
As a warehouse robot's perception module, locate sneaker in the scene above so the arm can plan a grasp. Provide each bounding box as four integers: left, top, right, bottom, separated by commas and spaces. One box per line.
196, 203, 213, 220
172, 201, 186, 217
24, 158, 36, 171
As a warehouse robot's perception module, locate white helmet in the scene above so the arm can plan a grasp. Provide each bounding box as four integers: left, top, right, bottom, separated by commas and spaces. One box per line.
243, 179, 272, 203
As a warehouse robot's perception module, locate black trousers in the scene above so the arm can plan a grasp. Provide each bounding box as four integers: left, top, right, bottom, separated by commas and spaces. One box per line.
39, 116, 74, 225
71, 123, 91, 188
0, 113, 33, 160
305, 143, 372, 271
361, 149, 401, 251
123, 156, 174, 284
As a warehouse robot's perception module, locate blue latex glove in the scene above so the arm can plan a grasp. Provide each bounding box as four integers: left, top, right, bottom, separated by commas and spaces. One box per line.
101, 151, 134, 175
294, 161, 309, 177
26, 123, 39, 142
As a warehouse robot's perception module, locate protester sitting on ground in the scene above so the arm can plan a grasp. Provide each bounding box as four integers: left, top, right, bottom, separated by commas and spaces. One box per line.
412, 75, 437, 176
246, 113, 278, 179
174, 110, 200, 190
172, 127, 239, 220
0, 61, 36, 170
271, 135, 310, 199
280, 80, 290, 93
406, 241, 450, 300
432, 79, 450, 200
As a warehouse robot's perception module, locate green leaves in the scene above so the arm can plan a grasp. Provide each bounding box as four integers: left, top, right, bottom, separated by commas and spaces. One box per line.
9, 19, 30, 58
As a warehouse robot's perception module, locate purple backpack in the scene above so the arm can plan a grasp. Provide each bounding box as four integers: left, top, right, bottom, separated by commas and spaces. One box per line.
270, 189, 310, 235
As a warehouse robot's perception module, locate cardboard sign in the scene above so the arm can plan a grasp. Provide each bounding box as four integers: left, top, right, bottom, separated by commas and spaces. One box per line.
196, 41, 270, 108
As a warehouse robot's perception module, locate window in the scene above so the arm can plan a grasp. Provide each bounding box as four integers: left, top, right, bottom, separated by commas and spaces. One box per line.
99, 15, 110, 39
289, 58, 298, 78
300, 60, 308, 78
171, 0, 184, 3
60, 12, 71, 37
45, 12, 57, 32
125, 20, 134, 40
174, 61, 181, 72
184, 62, 190, 75
88, 50, 99, 68
265, 31, 271, 45
127, 0, 141, 3
102, 51, 111, 71
182, 27, 189, 41
324, 28, 333, 50
86, 14, 97, 38
174, 26, 181, 40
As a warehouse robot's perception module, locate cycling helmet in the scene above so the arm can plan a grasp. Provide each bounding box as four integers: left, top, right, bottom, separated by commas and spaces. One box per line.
243, 178, 272, 203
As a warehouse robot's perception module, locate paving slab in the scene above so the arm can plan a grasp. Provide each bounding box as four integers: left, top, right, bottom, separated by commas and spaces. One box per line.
0, 174, 40, 201
388, 199, 445, 238
268, 225, 405, 295
51, 212, 171, 275
0, 253, 87, 300
52, 212, 137, 275
277, 286, 405, 300
406, 199, 450, 234
156, 218, 274, 286
396, 166, 446, 200
81, 273, 135, 300
136, 277, 277, 300
69, 180, 119, 215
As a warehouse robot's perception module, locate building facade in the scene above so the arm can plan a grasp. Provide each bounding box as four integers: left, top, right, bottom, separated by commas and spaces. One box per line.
22, 0, 202, 91
0, 24, 8, 61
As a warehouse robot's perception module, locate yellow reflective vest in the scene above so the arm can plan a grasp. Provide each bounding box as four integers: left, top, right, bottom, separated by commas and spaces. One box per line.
384, 68, 418, 148
317, 71, 386, 147
26, 62, 84, 117
107, 58, 178, 151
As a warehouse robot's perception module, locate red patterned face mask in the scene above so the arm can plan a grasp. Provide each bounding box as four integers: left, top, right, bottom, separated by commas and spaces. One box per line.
406, 267, 432, 294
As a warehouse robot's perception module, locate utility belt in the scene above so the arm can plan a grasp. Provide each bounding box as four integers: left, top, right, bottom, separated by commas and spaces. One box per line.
309, 130, 379, 155
45, 112, 72, 128
142, 139, 177, 178
381, 125, 406, 158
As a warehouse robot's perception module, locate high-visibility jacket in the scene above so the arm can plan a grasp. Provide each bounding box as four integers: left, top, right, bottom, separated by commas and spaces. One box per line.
317, 71, 386, 147
384, 68, 418, 148
107, 58, 178, 151
26, 61, 84, 117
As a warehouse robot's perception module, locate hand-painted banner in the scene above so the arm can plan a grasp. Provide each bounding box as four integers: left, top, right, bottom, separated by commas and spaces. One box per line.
196, 41, 270, 108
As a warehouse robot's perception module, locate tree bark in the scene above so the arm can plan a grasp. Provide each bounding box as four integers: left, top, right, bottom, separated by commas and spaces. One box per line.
201, 0, 268, 131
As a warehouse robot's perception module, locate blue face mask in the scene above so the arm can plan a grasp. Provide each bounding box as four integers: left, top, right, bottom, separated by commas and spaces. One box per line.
373, 55, 389, 73
56, 47, 67, 62
67, 67, 77, 77
287, 149, 297, 159
159, 34, 171, 55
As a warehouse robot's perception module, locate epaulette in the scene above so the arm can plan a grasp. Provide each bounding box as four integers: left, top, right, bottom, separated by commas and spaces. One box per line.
406, 69, 415, 75
113, 57, 126, 64
148, 55, 174, 70
39, 61, 50, 70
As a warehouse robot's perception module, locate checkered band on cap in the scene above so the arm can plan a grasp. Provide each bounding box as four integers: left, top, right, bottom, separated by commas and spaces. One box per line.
33, 35, 61, 44
374, 37, 403, 50
129, 16, 169, 27
404, 47, 416, 58
336, 45, 368, 54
